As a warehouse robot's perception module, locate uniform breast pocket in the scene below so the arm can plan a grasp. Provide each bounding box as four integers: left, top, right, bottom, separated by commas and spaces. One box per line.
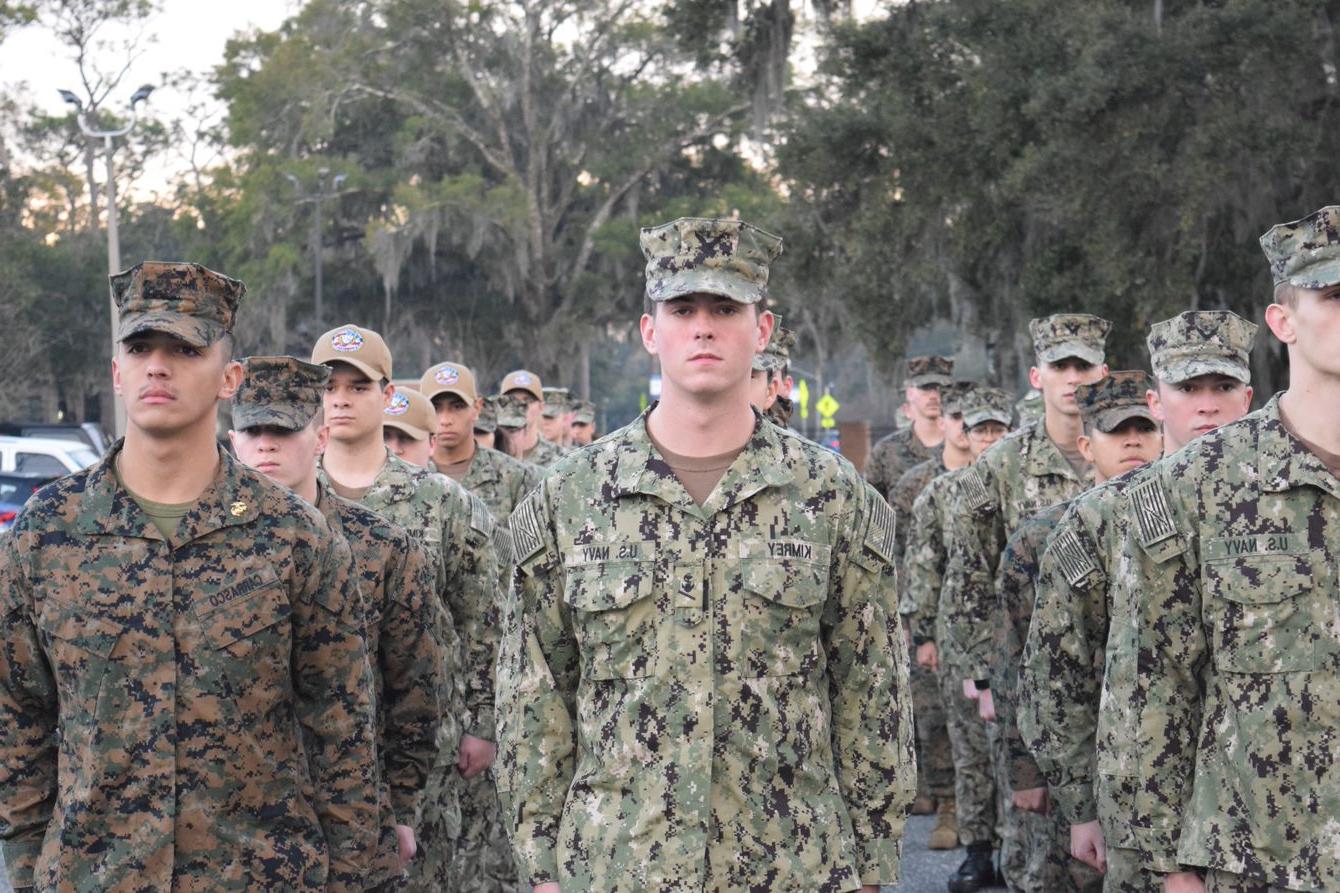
198, 573, 292, 663
1205, 550, 1331, 674
732, 554, 829, 678
37, 601, 126, 714
563, 561, 659, 681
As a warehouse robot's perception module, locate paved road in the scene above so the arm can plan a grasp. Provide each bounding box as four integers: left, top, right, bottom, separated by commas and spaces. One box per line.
0, 814, 1002, 893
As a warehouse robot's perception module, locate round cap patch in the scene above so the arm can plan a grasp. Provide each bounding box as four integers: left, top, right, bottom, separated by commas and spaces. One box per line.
435, 366, 461, 385
331, 328, 364, 352
385, 391, 410, 416
513, 372, 532, 385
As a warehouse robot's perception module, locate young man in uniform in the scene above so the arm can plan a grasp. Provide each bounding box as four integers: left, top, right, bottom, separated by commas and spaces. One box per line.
904, 386, 1013, 891
312, 323, 504, 893
1105, 206, 1340, 893
748, 316, 798, 428
500, 371, 566, 467
945, 313, 1109, 891
229, 355, 449, 891
0, 262, 379, 891
384, 386, 438, 468
421, 361, 542, 522
475, 396, 500, 450
569, 400, 597, 446
890, 380, 975, 845
1019, 311, 1255, 893
866, 356, 954, 498
992, 371, 1161, 893
540, 387, 573, 449
496, 217, 915, 893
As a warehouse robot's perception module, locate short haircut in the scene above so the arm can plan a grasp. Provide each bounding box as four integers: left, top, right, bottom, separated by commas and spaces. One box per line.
1274, 281, 1298, 307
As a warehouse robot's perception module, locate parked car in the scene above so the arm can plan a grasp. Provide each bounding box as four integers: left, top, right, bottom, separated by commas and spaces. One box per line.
0, 421, 109, 455
0, 436, 99, 476
0, 472, 59, 532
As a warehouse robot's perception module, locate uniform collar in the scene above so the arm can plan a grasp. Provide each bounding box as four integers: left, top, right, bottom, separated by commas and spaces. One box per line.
318, 448, 419, 507
460, 445, 500, 488
1022, 420, 1090, 483
613, 407, 793, 518
76, 439, 265, 542
313, 477, 345, 535
1256, 394, 1340, 499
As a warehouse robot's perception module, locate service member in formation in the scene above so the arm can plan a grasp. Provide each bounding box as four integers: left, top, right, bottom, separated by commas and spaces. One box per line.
475, 395, 500, 450
1019, 310, 1255, 893
866, 355, 955, 498
945, 313, 1109, 891
229, 355, 449, 891
540, 387, 573, 449
889, 380, 974, 849
496, 217, 915, 893
499, 370, 566, 467
312, 323, 504, 893
384, 385, 438, 468
0, 262, 379, 891
748, 316, 798, 428
1106, 205, 1340, 893
992, 371, 1161, 893
569, 399, 597, 446
904, 386, 1013, 892
421, 361, 542, 522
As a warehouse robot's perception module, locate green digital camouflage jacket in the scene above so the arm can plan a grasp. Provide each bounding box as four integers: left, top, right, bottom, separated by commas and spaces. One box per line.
521, 436, 567, 470
315, 481, 449, 884
1018, 469, 1142, 830
901, 467, 971, 678
455, 445, 543, 523
0, 445, 378, 892
1111, 396, 1340, 890
994, 502, 1066, 794
865, 425, 938, 503
496, 410, 915, 892
888, 454, 947, 570
945, 422, 1093, 682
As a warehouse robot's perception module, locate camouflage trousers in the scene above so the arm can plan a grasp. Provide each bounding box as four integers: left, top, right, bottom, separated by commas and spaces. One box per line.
1203, 869, 1298, 893
988, 720, 1072, 892
912, 661, 955, 800
401, 724, 464, 893
939, 667, 997, 846
1103, 846, 1161, 893
448, 768, 522, 892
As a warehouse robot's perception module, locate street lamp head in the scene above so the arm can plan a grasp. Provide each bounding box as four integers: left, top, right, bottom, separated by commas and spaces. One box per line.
57, 89, 83, 110
333, 173, 347, 189
130, 85, 154, 107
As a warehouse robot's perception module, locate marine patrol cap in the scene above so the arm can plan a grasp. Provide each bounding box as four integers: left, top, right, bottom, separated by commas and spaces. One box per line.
311, 324, 393, 382
542, 387, 571, 419
233, 355, 330, 431
383, 386, 435, 441
961, 386, 1014, 430
1147, 310, 1258, 385
1029, 313, 1111, 365
572, 400, 596, 425
641, 217, 783, 305
941, 380, 977, 416
500, 369, 543, 402
1260, 205, 1340, 288
1076, 370, 1157, 433
474, 396, 499, 434
496, 393, 530, 428
421, 362, 479, 404
905, 356, 954, 389
753, 317, 797, 373
112, 261, 244, 348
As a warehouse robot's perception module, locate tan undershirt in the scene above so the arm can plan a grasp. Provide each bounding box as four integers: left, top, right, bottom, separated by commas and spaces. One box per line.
116, 467, 194, 543
1056, 439, 1089, 476
648, 431, 746, 506
328, 478, 371, 501
437, 456, 474, 482
1279, 400, 1340, 478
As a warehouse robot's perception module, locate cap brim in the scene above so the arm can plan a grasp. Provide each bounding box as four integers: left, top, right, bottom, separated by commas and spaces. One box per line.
964, 410, 1013, 429
1286, 256, 1340, 289
321, 356, 385, 383
1036, 343, 1105, 365
118, 312, 222, 349
646, 269, 765, 305
906, 374, 954, 389
1155, 357, 1251, 385
503, 384, 543, 402
1091, 406, 1157, 434
383, 419, 430, 440
232, 404, 314, 432
423, 384, 477, 404
473, 420, 498, 433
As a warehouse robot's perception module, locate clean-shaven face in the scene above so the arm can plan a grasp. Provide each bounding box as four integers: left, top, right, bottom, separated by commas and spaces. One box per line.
114, 331, 239, 437
231, 422, 325, 491
640, 293, 772, 400
322, 364, 391, 444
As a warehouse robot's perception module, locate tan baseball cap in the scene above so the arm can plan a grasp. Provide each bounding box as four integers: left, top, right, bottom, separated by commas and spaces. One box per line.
383, 386, 435, 441
421, 362, 478, 404
312, 324, 393, 382
500, 369, 543, 402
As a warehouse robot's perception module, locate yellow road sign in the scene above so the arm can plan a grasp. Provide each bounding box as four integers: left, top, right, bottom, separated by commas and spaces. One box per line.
816, 392, 840, 418
797, 379, 810, 419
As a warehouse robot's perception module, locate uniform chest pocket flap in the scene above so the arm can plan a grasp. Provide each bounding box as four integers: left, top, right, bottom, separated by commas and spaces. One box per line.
37, 601, 128, 709
563, 558, 658, 681
1204, 549, 1331, 674
196, 568, 291, 655
733, 541, 831, 677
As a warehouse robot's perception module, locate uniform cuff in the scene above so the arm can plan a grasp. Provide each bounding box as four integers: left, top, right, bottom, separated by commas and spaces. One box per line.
1129, 825, 1181, 874
3, 836, 42, 890
1007, 752, 1047, 793
856, 836, 902, 887
1051, 781, 1098, 826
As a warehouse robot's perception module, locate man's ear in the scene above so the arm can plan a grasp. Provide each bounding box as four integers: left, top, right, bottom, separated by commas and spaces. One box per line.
314, 424, 330, 458
639, 312, 658, 356
218, 360, 244, 400
756, 308, 775, 352
1264, 301, 1296, 346
1146, 388, 1165, 422
382, 382, 396, 410
1028, 366, 1042, 390
1076, 433, 1096, 464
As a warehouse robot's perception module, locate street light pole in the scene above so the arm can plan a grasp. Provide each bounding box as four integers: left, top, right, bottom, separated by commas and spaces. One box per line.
285, 168, 347, 325
60, 84, 154, 439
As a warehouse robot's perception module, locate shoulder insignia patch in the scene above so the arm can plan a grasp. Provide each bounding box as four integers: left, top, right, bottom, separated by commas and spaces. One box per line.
508, 490, 546, 566
1049, 528, 1098, 587
864, 490, 896, 564
960, 466, 991, 511
468, 492, 493, 535
492, 524, 514, 569
1129, 477, 1176, 548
